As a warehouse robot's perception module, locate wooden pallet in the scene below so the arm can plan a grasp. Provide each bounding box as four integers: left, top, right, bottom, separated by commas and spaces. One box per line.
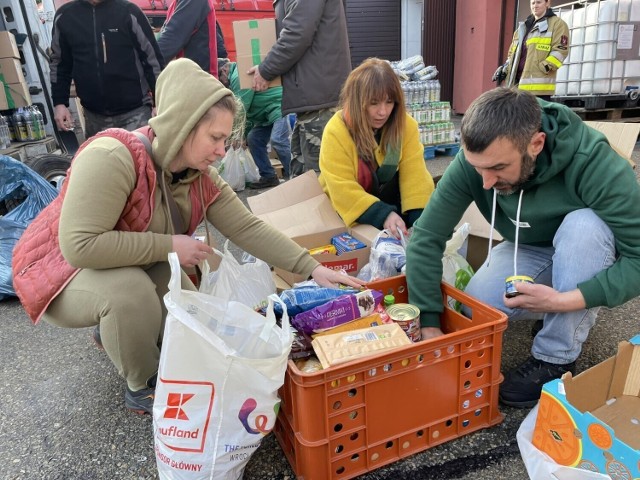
424, 143, 460, 160
552, 94, 637, 110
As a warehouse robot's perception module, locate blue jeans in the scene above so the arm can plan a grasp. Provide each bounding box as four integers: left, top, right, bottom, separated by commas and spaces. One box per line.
247, 124, 277, 179
463, 209, 616, 364
271, 116, 292, 178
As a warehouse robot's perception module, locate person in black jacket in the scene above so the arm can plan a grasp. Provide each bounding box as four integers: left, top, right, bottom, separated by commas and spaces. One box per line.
50, 0, 164, 138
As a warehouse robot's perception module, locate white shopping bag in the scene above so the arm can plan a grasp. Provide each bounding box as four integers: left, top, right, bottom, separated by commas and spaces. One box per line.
517, 405, 610, 480
218, 146, 246, 191
153, 252, 292, 480
199, 240, 276, 311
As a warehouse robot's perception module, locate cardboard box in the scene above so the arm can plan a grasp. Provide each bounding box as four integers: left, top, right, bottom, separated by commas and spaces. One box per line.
233, 18, 281, 89
0, 57, 25, 85
532, 334, 640, 478
456, 122, 638, 270
0, 80, 31, 109
0, 31, 20, 59
584, 121, 639, 170
247, 170, 378, 285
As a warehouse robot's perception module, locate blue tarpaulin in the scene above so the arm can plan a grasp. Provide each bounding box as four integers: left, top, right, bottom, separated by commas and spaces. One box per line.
1, 156, 58, 300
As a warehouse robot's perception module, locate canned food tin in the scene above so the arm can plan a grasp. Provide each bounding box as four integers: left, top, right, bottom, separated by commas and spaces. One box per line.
505, 275, 534, 298
386, 303, 421, 342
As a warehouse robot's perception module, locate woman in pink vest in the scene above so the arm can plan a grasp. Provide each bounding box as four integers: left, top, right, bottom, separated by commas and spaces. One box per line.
12, 58, 364, 415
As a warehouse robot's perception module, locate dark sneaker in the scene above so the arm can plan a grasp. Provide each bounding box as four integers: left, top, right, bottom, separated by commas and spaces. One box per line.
248, 176, 280, 189
499, 356, 576, 408
92, 326, 103, 350
125, 386, 155, 415
531, 319, 543, 338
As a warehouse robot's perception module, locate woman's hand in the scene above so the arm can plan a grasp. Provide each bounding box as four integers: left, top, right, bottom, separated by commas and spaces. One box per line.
172, 235, 214, 268
383, 211, 408, 239
311, 265, 367, 289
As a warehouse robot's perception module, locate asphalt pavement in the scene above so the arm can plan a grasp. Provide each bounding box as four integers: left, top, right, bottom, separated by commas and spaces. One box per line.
1, 129, 639, 480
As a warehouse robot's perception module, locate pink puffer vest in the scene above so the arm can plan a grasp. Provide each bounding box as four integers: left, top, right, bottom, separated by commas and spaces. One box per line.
12, 127, 220, 324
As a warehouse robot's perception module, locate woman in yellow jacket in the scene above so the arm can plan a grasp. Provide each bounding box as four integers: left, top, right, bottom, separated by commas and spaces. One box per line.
493, 0, 569, 99
319, 58, 434, 239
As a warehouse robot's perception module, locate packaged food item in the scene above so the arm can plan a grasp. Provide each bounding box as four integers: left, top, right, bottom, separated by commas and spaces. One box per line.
292, 289, 383, 335
275, 285, 359, 316
331, 233, 367, 255
311, 323, 412, 369
290, 328, 315, 360
308, 244, 337, 255
386, 303, 422, 342
371, 230, 406, 271
373, 294, 395, 323
312, 313, 384, 338
294, 356, 323, 373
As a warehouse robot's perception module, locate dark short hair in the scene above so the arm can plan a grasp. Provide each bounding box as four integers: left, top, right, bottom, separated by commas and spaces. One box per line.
461, 87, 541, 154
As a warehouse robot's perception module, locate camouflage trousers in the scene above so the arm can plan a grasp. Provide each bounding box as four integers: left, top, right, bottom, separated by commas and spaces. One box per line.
290, 108, 336, 177
83, 104, 152, 139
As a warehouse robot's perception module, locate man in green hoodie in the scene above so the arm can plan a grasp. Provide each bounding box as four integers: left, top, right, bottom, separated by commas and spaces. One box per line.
406, 87, 640, 408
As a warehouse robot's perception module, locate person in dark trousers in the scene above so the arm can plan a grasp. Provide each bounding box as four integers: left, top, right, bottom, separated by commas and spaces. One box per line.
157, 0, 220, 77
249, 0, 351, 176
406, 87, 640, 408
50, 0, 164, 138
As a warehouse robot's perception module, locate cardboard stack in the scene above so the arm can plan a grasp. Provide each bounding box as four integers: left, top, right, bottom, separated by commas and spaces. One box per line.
0, 31, 31, 110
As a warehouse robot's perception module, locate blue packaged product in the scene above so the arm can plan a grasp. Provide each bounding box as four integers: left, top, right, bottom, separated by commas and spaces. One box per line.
292, 289, 384, 334
274, 286, 359, 317
331, 233, 367, 255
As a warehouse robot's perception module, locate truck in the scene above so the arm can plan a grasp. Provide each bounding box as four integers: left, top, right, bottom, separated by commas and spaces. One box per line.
0, 0, 275, 188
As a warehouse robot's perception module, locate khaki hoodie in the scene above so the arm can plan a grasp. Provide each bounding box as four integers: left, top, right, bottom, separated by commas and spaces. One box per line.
58, 58, 318, 277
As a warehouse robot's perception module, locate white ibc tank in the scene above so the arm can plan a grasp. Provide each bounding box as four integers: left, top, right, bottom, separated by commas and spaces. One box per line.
572, 0, 640, 95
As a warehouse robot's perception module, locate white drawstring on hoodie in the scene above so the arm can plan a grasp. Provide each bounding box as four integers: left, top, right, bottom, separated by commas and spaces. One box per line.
484, 188, 525, 276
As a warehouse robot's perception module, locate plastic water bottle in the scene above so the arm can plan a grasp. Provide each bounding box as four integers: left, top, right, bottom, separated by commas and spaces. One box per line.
0, 115, 10, 148
434, 79, 441, 102
33, 105, 45, 139
13, 108, 28, 141
23, 106, 36, 141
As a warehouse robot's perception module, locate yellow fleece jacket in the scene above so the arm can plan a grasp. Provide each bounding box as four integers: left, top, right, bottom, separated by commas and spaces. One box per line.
318, 111, 434, 227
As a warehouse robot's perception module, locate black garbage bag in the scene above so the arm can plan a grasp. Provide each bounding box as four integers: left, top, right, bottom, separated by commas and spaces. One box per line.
1, 155, 58, 300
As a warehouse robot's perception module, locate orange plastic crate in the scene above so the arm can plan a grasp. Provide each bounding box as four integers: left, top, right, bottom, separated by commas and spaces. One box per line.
274, 275, 508, 480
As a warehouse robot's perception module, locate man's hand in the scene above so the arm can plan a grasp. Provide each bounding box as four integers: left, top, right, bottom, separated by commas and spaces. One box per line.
248, 66, 269, 92
54, 104, 74, 131
421, 326, 445, 341
503, 282, 587, 313
492, 65, 506, 83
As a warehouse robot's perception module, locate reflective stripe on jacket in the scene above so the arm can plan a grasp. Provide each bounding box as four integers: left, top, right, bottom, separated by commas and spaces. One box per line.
504, 12, 569, 96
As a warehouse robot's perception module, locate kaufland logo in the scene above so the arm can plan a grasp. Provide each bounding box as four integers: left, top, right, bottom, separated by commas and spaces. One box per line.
156, 379, 215, 453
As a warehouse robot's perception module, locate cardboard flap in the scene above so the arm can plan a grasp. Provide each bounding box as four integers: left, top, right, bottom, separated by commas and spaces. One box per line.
609, 341, 640, 397
564, 356, 617, 412
247, 171, 346, 237
584, 121, 639, 169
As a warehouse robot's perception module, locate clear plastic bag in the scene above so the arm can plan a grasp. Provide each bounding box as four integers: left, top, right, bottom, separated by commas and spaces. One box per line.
218, 146, 245, 191
442, 223, 474, 310
199, 240, 276, 311
239, 147, 260, 183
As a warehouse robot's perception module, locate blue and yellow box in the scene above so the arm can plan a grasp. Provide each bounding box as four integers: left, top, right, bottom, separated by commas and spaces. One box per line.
533, 335, 640, 478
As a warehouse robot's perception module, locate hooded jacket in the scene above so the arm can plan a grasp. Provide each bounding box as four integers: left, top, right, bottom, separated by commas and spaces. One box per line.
504, 9, 569, 96
13, 58, 318, 323
406, 99, 640, 328
50, 0, 164, 115
257, 0, 351, 115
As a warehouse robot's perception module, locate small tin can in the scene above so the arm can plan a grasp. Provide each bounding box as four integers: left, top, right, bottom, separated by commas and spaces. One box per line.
386, 303, 421, 342
505, 275, 534, 298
